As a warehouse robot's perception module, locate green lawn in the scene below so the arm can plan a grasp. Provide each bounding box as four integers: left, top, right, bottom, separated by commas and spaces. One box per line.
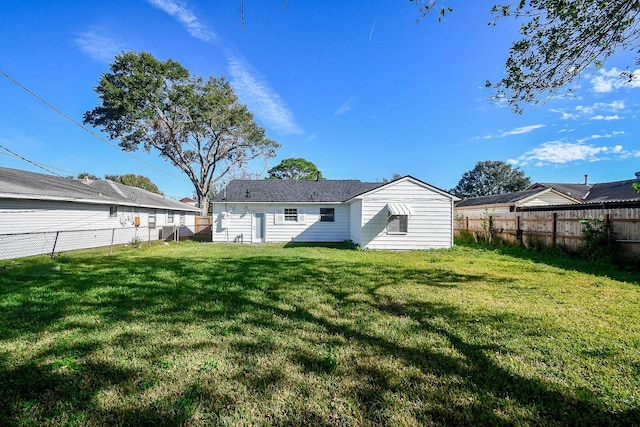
1, 241, 639, 426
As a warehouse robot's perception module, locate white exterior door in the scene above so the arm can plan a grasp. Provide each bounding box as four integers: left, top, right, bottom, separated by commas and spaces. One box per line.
254, 213, 265, 243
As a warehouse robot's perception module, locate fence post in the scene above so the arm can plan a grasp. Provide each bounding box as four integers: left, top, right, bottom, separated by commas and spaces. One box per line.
50, 231, 60, 259
516, 215, 522, 246
110, 228, 115, 256
551, 213, 557, 246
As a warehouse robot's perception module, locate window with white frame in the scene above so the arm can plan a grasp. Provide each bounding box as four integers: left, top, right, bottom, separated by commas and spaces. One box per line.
168, 211, 174, 223
179, 212, 185, 226
387, 215, 408, 234
149, 210, 157, 229
320, 208, 335, 222
109, 206, 118, 218
284, 208, 298, 222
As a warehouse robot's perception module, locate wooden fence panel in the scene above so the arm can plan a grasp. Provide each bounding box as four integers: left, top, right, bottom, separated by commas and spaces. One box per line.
454, 205, 640, 258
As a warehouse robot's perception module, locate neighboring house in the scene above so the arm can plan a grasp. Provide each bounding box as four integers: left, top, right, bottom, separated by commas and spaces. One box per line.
455, 187, 582, 219
212, 176, 458, 250
529, 178, 640, 204
179, 197, 197, 206
0, 166, 201, 259
455, 176, 640, 219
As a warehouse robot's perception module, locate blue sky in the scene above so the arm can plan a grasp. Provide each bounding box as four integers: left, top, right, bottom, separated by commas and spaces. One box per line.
2, 1, 640, 199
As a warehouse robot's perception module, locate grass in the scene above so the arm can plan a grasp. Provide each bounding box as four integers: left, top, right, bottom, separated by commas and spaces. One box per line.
0, 240, 639, 426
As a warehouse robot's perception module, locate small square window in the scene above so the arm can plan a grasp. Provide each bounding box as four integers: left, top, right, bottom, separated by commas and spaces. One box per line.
109, 206, 118, 217
320, 208, 335, 222
388, 215, 408, 234
284, 208, 298, 222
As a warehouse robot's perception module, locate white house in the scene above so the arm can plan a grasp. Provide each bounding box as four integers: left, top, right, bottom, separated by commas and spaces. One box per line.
212, 176, 458, 250
0, 166, 201, 259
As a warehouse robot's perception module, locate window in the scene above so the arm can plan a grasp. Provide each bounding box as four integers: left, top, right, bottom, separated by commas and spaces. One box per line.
168, 211, 174, 223
388, 215, 408, 234
284, 208, 298, 222
149, 210, 156, 229
179, 212, 185, 226
320, 208, 335, 222
109, 206, 118, 217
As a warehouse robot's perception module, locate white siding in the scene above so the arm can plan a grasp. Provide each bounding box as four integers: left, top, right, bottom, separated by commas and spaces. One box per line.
0, 199, 197, 259
212, 203, 350, 243
522, 192, 579, 207
358, 178, 454, 250
349, 200, 363, 244
455, 205, 513, 219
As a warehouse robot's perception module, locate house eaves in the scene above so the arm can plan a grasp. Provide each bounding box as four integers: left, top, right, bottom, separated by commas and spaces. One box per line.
346, 175, 459, 202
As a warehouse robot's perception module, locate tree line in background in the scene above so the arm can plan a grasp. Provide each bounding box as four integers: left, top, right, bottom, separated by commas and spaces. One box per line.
72, 172, 163, 195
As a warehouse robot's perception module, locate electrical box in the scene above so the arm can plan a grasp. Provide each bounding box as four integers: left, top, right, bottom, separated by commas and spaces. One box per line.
220, 211, 230, 229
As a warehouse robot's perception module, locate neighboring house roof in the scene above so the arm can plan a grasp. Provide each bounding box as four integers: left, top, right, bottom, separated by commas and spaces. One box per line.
214, 176, 458, 204
457, 178, 640, 209
527, 182, 592, 201
455, 188, 557, 208
582, 179, 640, 203
529, 180, 640, 203
214, 179, 386, 203
0, 166, 199, 212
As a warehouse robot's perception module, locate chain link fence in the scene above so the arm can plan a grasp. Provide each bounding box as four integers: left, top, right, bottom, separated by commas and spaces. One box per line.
0, 226, 184, 260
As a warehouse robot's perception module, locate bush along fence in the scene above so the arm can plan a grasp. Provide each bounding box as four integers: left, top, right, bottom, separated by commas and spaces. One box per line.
0, 225, 191, 260
454, 201, 640, 261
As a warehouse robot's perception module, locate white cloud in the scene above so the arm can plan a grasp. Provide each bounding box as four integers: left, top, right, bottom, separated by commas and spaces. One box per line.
147, 0, 302, 135
482, 124, 544, 140
590, 67, 640, 93
74, 30, 122, 62
334, 97, 355, 115
147, 0, 217, 43
227, 55, 302, 134
511, 137, 637, 167
553, 100, 626, 120
591, 115, 621, 121
576, 131, 625, 144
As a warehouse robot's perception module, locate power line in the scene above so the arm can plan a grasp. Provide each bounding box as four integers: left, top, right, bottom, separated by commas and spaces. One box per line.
0, 147, 80, 176
0, 69, 189, 182
0, 144, 68, 177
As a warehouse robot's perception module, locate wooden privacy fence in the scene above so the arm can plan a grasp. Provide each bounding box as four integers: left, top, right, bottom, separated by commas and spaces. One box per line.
454, 202, 640, 258
193, 216, 213, 241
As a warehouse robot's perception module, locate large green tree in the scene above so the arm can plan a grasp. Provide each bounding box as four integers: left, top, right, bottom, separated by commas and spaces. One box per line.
414, 1, 640, 112
83, 51, 280, 213
266, 157, 323, 180
451, 160, 531, 198
105, 173, 163, 195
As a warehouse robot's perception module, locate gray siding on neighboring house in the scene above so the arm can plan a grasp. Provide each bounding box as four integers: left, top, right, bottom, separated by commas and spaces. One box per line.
0, 167, 200, 259
0, 198, 198, 259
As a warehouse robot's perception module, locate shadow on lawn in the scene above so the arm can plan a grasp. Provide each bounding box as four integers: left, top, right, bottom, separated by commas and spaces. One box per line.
455, 240, 640, 285
0, 249, 638, 425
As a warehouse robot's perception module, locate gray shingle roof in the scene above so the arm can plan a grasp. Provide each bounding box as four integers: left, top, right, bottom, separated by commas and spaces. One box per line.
214, 179, 386, 203
528, 183, 591, 200
0, 166, 199, 211
584, 179, 640, 203
455, 189, 546, 208
456, 179, 640, 208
